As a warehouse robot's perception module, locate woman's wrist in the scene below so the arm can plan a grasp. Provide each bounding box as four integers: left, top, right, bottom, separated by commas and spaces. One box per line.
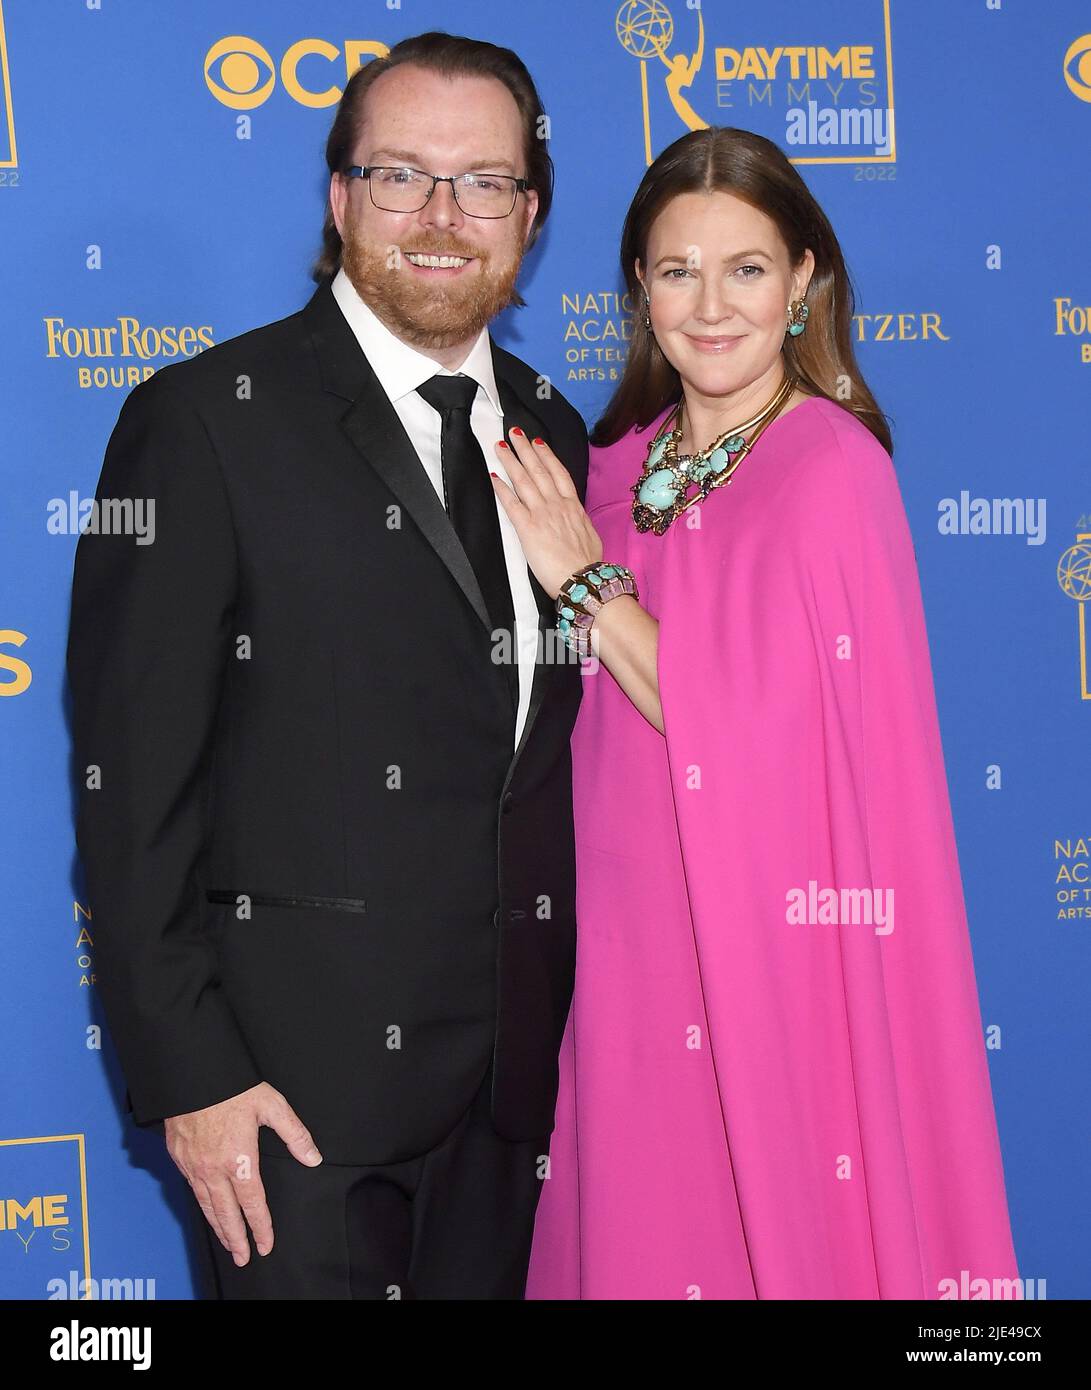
555, 563, 639, 657
590, 591, 640, 632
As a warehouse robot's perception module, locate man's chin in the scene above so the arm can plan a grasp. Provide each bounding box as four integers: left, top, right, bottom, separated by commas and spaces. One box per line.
385, 282, 502, 349
342, 248, 520, 349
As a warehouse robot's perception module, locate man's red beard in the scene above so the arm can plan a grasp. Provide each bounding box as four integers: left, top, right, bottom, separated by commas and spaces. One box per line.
340, 220, 524, 350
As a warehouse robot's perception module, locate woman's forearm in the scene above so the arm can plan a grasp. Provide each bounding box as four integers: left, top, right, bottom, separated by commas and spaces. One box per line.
587, 595, 664, 734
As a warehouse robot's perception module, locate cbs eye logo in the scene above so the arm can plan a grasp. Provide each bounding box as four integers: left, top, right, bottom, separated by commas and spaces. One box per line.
204, 36, 276, 110
1063, 33, 1091, 102
204, 35, 389, 110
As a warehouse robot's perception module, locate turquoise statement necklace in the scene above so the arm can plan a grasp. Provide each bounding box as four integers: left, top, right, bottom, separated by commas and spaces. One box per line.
631, 374, 799, 535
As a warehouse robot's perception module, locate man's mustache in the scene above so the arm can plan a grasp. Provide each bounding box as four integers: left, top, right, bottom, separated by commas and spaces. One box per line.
398, 239, 490, 261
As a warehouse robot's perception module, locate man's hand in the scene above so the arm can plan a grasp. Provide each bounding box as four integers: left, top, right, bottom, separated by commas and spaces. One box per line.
165, 1082, 322, 1266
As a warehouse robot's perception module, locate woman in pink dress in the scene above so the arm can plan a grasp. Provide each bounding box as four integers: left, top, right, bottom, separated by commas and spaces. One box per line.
491, 127, 1020, 1299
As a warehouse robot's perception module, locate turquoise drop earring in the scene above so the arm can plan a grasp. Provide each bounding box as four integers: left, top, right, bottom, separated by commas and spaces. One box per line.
787, 299, 809, 337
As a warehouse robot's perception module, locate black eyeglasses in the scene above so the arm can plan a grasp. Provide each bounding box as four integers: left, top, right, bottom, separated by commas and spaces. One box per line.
343, 165, 529, 219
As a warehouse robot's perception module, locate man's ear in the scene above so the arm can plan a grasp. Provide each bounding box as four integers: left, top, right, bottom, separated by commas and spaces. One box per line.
329, 172, 348, 240
523, 187, 540, 245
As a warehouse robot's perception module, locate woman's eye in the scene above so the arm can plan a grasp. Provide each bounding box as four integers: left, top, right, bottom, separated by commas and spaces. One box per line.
664, 268, 691, 280
737, 264, 763, 278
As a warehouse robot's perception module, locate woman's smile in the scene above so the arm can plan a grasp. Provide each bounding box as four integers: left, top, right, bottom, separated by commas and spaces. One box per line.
682, 332, 748, 353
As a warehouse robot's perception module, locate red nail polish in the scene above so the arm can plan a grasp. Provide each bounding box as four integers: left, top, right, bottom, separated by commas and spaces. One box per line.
497, 440, 509, 449
511, 426, 524, 436
489, 471, 499, 478
532, 437, 545, 445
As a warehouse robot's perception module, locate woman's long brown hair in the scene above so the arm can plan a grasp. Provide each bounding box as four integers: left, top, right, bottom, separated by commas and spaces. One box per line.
591, 127, 892, 455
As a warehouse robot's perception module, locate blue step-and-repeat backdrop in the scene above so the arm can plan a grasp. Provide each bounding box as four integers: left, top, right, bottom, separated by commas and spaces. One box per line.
1, 0, 1088, 1299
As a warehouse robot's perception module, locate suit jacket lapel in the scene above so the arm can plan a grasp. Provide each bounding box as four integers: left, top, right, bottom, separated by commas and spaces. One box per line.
305, 278, 493, 633
493, 357, 559, 773
304, 278, 564, 771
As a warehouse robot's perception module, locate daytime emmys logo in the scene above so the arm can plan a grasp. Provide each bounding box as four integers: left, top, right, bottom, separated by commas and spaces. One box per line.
614, 0, 896, 166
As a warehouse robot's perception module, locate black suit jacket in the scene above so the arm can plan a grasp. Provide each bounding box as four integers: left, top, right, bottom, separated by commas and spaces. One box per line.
66, 277, 588, 1165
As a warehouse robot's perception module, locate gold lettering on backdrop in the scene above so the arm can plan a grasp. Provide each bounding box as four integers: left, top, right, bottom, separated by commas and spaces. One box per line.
614, 4, 895, 167
851, 312, 950, 342
44, 317, 217, 389
0, 1195, 69, 1230
205, 35, 389, 109
561, 289, 635, 384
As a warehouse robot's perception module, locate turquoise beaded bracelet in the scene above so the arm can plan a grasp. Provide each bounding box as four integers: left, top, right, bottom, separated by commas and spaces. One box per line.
556, 563, 639, 657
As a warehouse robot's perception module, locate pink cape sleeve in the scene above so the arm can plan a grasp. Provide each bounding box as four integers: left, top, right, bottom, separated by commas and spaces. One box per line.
656, 404, 1021, 1299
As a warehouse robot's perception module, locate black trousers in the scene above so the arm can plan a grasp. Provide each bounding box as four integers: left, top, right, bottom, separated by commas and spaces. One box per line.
187, 1061, 549, 1299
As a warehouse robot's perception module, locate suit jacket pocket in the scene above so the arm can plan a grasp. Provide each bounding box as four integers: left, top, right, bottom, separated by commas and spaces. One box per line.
205, 889, 367, 914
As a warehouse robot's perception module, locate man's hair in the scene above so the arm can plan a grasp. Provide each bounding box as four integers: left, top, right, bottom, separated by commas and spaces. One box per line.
312, 31, 554, 284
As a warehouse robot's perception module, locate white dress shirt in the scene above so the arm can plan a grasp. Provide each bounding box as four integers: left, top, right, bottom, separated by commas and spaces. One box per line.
330, 266, 538, 748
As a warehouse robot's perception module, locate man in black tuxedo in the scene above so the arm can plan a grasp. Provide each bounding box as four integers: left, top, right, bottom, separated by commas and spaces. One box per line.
66, 32, 587, 1299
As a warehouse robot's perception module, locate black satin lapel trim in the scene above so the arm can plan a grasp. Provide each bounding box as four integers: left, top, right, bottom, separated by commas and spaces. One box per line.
495, 368, 563, 781
512, 573, 555, 777
339, 392, 493, 634
303, 281, 494, 634
306, 285, 558, 747
493, 347, 551, 445
303, 278, 370, 402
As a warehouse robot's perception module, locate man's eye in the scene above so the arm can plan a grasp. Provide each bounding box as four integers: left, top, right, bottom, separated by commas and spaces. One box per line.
464, 175, 504, 191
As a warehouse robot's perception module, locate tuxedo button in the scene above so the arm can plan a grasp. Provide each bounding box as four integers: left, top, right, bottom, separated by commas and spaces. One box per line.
501, 792, 514, 815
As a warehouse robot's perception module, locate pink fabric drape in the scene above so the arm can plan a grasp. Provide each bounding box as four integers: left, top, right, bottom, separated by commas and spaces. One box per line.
526, 396, 1020, 1300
